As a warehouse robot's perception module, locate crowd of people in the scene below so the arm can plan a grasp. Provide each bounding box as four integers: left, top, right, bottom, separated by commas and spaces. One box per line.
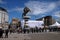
22, 26, 60, 33
0, 25, 60, 38
0, 26, 9, 38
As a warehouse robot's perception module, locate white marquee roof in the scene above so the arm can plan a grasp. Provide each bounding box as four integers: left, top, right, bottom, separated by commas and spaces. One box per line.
49, 22, 60, 27
21, 20, 44, 28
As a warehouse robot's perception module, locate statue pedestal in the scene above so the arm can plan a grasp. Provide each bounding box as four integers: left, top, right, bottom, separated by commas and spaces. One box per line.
23, 16, 30, 28
23, 16, 30, 21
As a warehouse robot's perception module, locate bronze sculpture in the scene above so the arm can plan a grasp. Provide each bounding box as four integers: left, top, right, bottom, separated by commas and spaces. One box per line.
22, 7, 31, 33
22, 7, 31, 17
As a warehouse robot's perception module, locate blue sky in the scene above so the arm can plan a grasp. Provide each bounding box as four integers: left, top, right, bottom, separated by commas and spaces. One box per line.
0, 0, 60, 23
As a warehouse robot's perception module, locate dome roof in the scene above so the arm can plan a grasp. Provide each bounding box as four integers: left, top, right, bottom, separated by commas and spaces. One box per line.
0, 7, 7, 12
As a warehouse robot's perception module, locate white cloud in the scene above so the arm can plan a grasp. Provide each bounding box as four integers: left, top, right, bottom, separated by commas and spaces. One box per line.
56, 1, 60, 7
25, 1, 56, 15
8, 7, 23, 12
54, 11, 60, 17
0, 0, 3, 3
53, 11, 60, 23
8, 1, 60, 15
0, 0, 7, 4
56, 18, 60, 24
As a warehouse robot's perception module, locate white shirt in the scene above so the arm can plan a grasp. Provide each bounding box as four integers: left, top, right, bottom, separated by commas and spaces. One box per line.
3, 25, 8, 30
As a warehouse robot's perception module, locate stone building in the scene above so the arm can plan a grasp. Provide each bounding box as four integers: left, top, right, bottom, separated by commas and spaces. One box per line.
12, 18, 19, 25
10, 18, 21, 32
11, 18, 21, 30
44, 16, 55, 26
0, 7, 9, 27
36, 16, 56, 28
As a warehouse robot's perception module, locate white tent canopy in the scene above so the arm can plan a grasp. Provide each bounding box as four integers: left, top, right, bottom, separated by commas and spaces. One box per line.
21, 20, 44, 28
49, 22, 60, 27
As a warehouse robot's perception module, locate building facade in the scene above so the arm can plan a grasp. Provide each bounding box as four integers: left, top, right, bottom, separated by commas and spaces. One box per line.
0, 7, 9, 27
44, 16, 55, 26
11, 18, 21, 28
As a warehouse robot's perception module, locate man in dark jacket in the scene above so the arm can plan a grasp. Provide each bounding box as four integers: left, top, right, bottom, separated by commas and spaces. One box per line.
0, 27, 3, 38
3, 25, 9, 38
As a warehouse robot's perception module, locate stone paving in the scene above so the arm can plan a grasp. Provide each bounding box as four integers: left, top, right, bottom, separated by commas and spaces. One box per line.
0, 32, 60, 40
29, 32, 60, 40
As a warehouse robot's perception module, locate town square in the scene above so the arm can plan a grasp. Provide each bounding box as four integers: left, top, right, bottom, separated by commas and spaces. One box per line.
0, 0, 60, 40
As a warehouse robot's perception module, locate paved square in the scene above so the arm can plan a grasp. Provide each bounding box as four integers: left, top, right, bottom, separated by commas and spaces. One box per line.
0, 32, 60, 40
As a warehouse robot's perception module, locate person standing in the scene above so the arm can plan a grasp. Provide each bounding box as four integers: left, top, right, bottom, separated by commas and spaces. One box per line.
0, 27, 3, 38
3, 24, 9, 38
9, 25, 12, 34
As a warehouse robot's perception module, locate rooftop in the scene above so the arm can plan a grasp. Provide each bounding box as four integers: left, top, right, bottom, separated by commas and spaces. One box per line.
0, 7, 7, 12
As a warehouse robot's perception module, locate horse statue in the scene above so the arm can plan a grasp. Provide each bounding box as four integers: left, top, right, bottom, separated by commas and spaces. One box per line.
22, 7, 31, 17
